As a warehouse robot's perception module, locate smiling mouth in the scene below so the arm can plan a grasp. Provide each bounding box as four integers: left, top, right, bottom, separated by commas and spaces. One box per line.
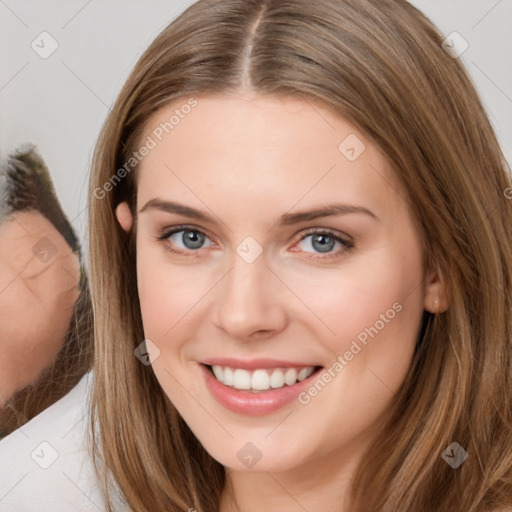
204, 364, 324, 392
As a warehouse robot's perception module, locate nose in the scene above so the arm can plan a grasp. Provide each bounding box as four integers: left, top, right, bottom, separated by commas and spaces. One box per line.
212, 251, 288, 340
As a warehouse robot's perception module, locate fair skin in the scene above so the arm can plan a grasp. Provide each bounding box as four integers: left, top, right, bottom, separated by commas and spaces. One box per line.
0, 211, 80, 407
116, 92, 448, 512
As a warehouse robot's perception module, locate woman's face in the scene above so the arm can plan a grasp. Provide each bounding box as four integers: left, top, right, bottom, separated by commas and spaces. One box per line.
117, 93, 442, 473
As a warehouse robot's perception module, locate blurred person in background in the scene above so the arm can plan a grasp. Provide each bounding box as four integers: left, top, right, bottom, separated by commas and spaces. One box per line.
0, 146, 92, 437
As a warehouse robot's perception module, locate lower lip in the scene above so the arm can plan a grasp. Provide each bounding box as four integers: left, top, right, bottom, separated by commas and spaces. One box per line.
199, 363, 322, 416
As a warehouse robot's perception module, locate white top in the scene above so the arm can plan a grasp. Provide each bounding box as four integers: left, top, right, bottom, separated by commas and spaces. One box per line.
0, 372, 127, 511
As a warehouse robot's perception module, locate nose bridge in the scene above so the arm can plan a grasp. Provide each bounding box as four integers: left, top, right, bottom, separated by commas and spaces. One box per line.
223, 251, 269, 310
213, 248, 287, 337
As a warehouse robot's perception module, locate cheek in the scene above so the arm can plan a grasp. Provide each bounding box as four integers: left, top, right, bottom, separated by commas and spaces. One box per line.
136, 246, 211, 344
287, 244, 424, 373
135, 247, 214, 412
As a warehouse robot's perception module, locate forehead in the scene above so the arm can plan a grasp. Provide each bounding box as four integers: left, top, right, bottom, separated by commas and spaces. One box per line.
135, 93, 405, 220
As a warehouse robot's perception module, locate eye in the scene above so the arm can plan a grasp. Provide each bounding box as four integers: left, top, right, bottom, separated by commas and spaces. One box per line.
156, 226, 213, 255
293, 229, 354, 261
169, 229, 211, 250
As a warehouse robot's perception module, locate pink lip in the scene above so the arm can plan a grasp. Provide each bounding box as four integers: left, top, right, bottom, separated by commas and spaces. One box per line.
199, 363, 322, 416
200, 357, 319, 370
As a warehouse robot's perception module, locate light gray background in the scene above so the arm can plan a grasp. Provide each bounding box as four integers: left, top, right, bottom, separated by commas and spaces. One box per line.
1, 0, 511, 248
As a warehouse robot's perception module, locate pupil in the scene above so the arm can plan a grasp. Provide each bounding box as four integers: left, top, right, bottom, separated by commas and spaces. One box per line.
313, 234, 334, 253
183, 230, 204, 249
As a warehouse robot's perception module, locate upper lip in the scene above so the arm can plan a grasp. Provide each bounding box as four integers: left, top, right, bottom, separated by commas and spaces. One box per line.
200, 357, 322, 370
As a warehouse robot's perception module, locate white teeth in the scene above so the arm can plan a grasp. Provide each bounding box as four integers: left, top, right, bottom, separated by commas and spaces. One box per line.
284, 368, 297, 386
223, 366, 234, 386
298, 367, 314, 381
251, 370, 270, 390
233, 369, 251, 390
269, 369, 285, 388
212, 365, 223, 382
209, 365, 317, 391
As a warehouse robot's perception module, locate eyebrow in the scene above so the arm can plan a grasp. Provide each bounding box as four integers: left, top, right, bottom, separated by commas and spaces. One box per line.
139, 198, 379, 226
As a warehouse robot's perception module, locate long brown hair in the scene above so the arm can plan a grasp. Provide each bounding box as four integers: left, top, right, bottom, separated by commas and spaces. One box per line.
88, 1, 512, 510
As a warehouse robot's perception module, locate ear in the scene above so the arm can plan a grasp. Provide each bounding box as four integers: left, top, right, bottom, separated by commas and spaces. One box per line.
115, 201, 133, 233
423, 266, 449, 314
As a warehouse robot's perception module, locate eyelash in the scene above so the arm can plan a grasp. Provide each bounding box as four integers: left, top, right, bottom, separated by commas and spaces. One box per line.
155, 225, 354, 262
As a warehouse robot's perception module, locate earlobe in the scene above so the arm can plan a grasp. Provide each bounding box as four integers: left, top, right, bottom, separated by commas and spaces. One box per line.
423, 266, 449, 314
115, 201, 133, 233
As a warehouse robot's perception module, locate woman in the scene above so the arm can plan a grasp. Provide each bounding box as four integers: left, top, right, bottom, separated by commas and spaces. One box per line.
1, 0, 511, 511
